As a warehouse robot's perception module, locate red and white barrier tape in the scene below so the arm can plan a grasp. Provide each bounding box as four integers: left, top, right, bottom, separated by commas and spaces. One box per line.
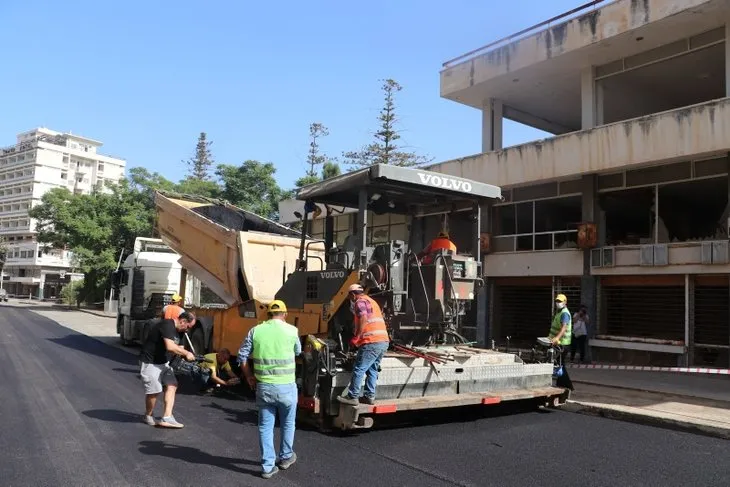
567, 363, 730, 375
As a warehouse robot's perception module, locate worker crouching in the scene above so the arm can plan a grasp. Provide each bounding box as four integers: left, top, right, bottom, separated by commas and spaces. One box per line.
237, 300, 301, 479
337, 284, 391, 406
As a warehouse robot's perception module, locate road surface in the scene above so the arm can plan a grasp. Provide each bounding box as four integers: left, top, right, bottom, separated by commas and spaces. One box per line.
1, 304, 728, 487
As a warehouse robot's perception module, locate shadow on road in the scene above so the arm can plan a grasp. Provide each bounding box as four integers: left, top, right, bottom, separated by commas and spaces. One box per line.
83, 409, 144, 423
47, 334, 138, 366
204, 401, 258, 425
138, 441, 260, 475
113, 367, 141, 375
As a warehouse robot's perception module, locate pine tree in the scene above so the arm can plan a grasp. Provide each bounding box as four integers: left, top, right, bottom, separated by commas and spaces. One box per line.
184, 132, 214, 180
344, 79, 432, 168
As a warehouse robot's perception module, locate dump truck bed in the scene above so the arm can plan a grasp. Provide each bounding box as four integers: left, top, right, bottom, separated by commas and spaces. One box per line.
154, 192, 324, 307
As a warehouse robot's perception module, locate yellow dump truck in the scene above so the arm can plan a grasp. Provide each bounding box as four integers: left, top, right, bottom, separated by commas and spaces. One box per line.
154, 164, 569, 432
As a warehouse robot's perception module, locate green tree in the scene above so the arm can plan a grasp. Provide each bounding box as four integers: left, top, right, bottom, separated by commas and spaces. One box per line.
29, 181, 155, 304
217, 160, 285, 220
321, 161, 341, 180
127, 167, 176, 193
296, 122, 341, 188
61, 280, 84, 307
344, 79, 432, 168
176, 176, 220, 198
184, 132, 215, 180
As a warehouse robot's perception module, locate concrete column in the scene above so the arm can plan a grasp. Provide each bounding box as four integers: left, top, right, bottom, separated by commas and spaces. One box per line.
685, 274, 694, 367
580, 174, 599, 362
476, 203, 491, 347
581, 67, 604, 129
726, 23, 730, 97
481, 98, 503, 153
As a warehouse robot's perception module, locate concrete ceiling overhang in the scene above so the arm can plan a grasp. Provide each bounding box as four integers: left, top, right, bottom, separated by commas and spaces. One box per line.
440, 0, 727, 133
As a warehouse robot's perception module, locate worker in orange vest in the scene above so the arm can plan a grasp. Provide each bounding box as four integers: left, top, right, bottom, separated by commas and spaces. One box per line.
162, 294, 185, 321
418, 231, 457, 264
337, 284, 390, 406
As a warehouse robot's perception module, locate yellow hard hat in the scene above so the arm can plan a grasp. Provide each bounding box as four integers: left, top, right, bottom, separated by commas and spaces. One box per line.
171, 293, 183, 303
555, 294, 567, 303
267, 300, 287, 313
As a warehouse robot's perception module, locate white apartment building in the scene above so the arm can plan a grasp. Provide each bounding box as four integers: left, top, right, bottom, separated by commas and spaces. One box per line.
0, 127, 126, 299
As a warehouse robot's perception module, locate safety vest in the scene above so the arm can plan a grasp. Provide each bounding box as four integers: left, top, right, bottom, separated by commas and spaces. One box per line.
353, 295, 389, 346
163, 304, 184, 320
251, 319, 299, 384
422, 237, 457, 264
549, 308, 572, 346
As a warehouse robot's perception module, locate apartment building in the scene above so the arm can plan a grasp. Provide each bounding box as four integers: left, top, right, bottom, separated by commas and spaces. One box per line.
0, 128, 126, 298
428, 0, 730, 367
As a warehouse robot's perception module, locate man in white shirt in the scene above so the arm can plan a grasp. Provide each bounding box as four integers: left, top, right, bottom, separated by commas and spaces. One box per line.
571, 304, 589, 363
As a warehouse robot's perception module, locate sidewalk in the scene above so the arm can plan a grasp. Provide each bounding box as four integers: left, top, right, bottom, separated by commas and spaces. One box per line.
564, 367, 730, 439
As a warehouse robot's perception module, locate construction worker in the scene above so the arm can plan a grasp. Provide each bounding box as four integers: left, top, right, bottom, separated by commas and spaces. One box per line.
550, 294, 572, 348
337, 284, 390, 406
162, 293, 185, 320
237, 300, 300, 479
417, 231, 457, 265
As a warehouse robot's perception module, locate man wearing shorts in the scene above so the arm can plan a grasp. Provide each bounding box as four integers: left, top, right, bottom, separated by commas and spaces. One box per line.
139, 311, 196, 428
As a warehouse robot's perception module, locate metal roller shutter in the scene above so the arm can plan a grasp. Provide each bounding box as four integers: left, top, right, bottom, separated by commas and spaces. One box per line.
555, 277, 582, 313
600, 276, 684, 341
492, 278, 552, 348
694, 275, 729, 367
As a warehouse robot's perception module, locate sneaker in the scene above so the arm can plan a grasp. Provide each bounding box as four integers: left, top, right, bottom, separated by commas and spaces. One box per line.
278, 453, 297, 470
336, 394, 359, 406
143, 415, 157, 426
359, 397, 375, 405
158, 416, 184, 428
261, 466, 279, 479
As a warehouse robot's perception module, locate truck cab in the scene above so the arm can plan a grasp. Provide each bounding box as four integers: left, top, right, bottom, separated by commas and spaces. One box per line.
114, 237, 192, 345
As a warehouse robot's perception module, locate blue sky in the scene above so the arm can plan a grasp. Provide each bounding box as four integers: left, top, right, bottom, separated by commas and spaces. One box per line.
0, 0, 582, 189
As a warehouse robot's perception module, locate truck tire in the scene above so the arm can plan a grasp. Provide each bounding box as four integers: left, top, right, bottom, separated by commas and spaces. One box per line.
120, 316, 134, 346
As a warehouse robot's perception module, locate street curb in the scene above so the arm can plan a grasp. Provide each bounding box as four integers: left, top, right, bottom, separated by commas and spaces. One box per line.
563, 401, 730, 440
50, 305, 115, 319
572, 380, 730, 407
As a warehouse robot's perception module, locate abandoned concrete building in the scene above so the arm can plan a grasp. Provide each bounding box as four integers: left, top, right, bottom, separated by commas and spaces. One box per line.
280, 0, 730, 367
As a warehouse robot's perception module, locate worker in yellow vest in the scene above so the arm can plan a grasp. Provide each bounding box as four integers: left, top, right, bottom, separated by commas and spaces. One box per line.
237, 300, 301, 479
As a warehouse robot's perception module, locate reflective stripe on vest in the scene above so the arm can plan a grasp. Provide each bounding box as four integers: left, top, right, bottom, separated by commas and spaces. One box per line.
550, 308, 572, 346
353, 295, 389, 346
251, 319, 298, 384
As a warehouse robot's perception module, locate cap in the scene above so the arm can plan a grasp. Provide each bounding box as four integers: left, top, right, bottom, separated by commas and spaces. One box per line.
267, 300, 287, 313
555, 294, 567, 303
171, 293, 183, 303
348, 284, 364, 293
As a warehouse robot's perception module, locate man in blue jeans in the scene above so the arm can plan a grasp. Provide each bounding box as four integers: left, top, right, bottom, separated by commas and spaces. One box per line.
238, 300, 301, 479
337, 284, 391, 406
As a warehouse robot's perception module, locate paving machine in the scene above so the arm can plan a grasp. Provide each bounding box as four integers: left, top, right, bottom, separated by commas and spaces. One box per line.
281, 164, 569, 430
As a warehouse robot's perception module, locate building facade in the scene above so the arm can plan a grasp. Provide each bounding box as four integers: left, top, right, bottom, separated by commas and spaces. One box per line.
431, 0, 730, 367
0, 128, 126, 299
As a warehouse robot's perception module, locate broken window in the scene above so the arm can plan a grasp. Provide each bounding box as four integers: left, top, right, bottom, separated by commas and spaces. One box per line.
657, 177, 728, 242
600, 187, 654, 246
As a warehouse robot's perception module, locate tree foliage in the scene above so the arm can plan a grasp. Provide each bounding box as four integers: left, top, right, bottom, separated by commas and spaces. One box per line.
344, 79, 432, 168
184, 132, 215, 180
217, 161, 284, 220
29, 182, 155, 303
295, 122, 341, 188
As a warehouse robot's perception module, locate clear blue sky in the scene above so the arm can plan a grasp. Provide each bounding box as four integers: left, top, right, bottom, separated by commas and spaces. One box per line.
0, 0, 581, 189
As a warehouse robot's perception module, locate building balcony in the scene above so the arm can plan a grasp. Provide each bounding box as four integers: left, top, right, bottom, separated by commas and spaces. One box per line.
440, 0, 724, 114
484, 248, 584, 277
430, 97, 730, 188
590, 240, 730, 275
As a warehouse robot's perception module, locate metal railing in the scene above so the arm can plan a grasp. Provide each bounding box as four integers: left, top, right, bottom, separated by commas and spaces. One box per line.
442, 0, 611, 68
492, 230, 579, 252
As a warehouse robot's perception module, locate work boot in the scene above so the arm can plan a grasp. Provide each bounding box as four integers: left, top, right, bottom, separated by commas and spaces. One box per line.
359, 396, 375, 405
337, 393, 359, 406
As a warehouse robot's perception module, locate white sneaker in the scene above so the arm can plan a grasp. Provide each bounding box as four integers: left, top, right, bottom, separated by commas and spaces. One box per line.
143, 415, 157, 426
158, 416, 184, 428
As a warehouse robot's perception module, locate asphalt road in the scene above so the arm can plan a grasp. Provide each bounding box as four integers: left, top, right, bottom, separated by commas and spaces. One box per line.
1, 306, 729, 487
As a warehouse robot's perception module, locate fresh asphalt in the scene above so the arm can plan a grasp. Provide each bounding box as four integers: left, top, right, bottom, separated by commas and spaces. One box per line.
1, 305, 729, 487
